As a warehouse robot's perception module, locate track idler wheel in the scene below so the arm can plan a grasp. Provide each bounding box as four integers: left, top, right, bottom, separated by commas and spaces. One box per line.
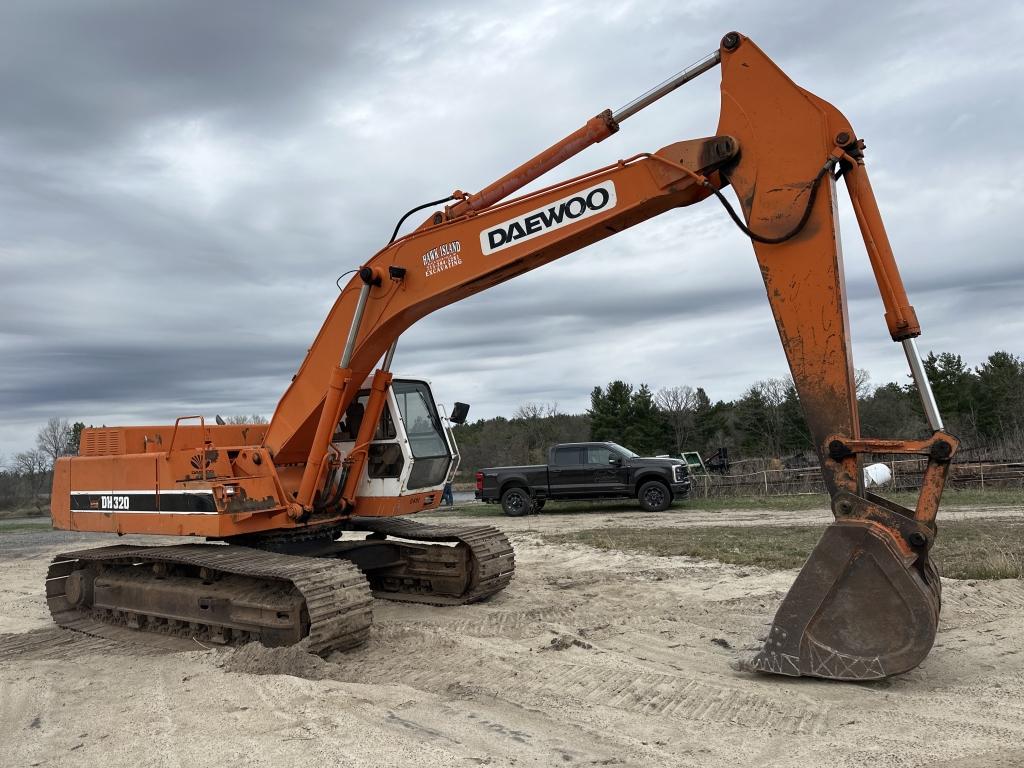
65, 568, 96, 607
741, 503, 941, 681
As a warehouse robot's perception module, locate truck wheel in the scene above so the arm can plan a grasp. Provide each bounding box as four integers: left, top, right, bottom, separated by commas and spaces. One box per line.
501, 487, 532, 517
637, 480, 671, 512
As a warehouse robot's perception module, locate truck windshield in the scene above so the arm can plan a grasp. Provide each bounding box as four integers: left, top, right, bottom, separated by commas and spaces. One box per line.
607, 443, 639, 458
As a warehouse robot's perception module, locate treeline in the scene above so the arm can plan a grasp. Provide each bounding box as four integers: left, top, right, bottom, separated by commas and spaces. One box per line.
0, 418, 84, 513
453, 350, 1024, 474
4, 352, 1021, 504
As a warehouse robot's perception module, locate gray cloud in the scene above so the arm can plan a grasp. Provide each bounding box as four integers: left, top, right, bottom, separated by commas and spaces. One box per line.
0, 0, 404, 153
1, 0, 1021, 459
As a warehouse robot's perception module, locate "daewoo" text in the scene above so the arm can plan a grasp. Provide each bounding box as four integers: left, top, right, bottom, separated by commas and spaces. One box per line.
480, 181, 617, 255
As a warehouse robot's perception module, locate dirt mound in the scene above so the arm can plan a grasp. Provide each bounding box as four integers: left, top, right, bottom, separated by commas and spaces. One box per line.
221, 642, 331, 680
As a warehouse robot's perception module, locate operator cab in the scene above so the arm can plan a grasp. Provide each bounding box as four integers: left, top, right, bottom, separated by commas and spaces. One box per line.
332, 377, 466, 499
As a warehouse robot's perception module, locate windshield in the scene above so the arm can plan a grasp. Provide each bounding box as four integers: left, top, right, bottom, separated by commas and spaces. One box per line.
606, 442, 639, 458
392, 381, 449, 458
392, 380, 451, 490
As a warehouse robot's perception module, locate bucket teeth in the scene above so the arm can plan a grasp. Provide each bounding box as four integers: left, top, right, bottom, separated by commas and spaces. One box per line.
738, 516, 941, 681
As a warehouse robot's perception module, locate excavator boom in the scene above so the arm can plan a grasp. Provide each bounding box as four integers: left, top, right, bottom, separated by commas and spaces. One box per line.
49, 33, 957, 680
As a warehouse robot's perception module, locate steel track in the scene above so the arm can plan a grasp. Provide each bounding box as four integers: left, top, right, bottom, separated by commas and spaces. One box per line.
349, 516, 516, 605
46, 544, 372, 656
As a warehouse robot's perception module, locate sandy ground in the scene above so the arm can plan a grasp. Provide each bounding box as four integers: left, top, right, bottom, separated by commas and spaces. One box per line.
2, 504, 1024, 768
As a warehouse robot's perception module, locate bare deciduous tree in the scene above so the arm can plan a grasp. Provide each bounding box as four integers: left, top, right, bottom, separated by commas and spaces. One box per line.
14, 449, 48, 476
511, 402, 562, 463
655, 385, 699, 453
512, 402, 559, 420
14, 449, 49, 512
854, 368, 872, 401
225, 414, 270, 424
36, 417, 73, 467
736, 377, 794, 457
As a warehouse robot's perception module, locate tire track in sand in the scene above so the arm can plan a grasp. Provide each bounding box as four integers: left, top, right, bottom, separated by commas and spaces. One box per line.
0, 627, 174, 662
336, 637, 829, 736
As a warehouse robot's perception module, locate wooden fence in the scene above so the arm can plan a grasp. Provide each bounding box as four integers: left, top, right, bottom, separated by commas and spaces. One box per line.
692, 458, 1024, 498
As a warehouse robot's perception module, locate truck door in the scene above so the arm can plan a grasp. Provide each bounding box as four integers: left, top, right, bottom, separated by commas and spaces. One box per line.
584, 444, 630, 497
547, 445, 587, 497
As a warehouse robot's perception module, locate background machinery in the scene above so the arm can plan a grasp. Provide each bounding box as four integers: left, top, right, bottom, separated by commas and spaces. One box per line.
47, 32, 957, 680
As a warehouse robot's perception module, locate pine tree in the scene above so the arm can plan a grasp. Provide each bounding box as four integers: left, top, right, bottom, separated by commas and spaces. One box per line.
588, 381, 634, 444
860, 382, 925, 439
693, 387, 730, 454
589, 381, 672, 455
626, 384, 672, 455
69, 422, 86, 454
919, 352, 976, 426
975, 351, 1024, 441
779, 382, 812, 452
735, 386, 774, 455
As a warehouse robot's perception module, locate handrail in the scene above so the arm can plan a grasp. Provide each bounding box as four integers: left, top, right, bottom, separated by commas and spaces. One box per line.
168, 415, 207, 453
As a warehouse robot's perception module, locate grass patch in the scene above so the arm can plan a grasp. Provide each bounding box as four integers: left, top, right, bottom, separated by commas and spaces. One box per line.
892, 487, 1024, 508
0, 506, 50, 520
543, 519, 1024, 580
0, 519, 53, 533
683, 488, 1023, 512
933, 521, 1024, 579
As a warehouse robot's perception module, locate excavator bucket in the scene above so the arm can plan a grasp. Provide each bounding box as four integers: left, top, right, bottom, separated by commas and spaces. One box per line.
742, 517, 941, 680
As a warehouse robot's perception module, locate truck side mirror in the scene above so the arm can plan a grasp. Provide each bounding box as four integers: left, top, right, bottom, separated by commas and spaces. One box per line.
608, 456, 622, 466
449, 402, 470, 425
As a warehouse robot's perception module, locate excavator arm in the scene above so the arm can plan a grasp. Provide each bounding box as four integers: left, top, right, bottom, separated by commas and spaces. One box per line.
263, 33, 957, 680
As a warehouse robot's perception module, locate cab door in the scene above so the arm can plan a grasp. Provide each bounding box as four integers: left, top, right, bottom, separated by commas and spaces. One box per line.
391, 380, 453, 491
583, 444, 629, 497
547, 445, 586, 497
339, 388, 405, 497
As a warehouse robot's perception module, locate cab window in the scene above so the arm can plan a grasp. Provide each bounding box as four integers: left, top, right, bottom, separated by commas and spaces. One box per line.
553, 447, 583, 466
585, 446, 619, 464
335, 390, 397, 441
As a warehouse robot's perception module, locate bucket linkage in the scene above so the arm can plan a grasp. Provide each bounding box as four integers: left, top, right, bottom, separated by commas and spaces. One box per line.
740, 432, 958, 681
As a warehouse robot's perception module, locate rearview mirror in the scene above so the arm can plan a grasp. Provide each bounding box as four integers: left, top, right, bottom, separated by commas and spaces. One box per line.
449, 402, 470, 425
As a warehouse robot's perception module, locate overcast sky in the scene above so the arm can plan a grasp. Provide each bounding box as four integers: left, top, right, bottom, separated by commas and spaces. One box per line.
2, 0, 1022, 459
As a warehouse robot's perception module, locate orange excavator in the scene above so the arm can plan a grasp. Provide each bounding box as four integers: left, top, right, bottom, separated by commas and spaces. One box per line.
47, 33, 957, 680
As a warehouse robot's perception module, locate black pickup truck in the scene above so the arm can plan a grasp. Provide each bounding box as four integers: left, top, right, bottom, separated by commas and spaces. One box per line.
475, 441, 691, 516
